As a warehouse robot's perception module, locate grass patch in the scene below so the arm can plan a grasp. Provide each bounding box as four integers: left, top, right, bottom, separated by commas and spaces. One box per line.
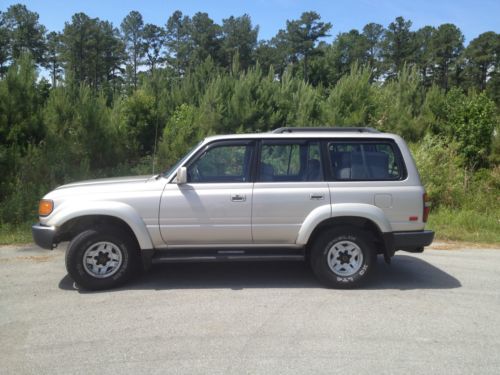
1, 209, 499, 246
428, 208, 500, 244
0, 223, 32, 245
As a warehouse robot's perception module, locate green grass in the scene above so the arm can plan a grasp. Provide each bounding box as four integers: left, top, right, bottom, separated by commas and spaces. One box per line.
427, 208, 500, 244
1, 209, 499, 246
0, 223, 32, 245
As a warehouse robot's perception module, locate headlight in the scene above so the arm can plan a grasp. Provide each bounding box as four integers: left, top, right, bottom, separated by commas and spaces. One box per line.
38, 199, 54, 216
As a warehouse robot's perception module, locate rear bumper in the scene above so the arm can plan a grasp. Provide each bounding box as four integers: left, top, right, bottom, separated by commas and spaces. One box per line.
393, 230, 435, 253
32, 224, 56, 250
382, 230, 434, 257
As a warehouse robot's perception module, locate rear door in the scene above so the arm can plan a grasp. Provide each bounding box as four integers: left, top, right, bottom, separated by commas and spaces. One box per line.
252, 140, 330, 244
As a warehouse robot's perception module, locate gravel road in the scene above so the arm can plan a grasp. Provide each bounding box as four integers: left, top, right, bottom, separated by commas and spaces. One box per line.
1, 243, 499, 374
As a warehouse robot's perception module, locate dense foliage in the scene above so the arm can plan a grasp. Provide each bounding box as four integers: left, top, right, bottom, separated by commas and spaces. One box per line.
0, 4, 499, 233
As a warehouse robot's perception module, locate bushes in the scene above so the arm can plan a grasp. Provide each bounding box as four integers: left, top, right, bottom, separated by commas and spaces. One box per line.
0, 55, 499, 241
159, 103, 201, 168
372, 66, 425, 141
411, 88, 498, 241
411, 135, 465, 208
412, 135, 500, 243
0, 60, 132, 225
321, 63, 374, 126
0, 144, 54, 224
428, 208, 500, 243
441, 89, 496, 169
0, 56, 48, 225
412, 134, 499, 211
427, 167, 500, 244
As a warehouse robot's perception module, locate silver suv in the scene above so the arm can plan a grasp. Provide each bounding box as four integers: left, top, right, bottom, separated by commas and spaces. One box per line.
32, 127, 434, 290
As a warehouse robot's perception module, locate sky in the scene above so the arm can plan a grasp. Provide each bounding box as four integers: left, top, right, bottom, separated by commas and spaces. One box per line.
2, 0, 499, 44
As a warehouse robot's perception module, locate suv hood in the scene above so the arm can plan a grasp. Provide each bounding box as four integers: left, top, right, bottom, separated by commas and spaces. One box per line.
56, 175, 152, 190
44, 175, 164, 200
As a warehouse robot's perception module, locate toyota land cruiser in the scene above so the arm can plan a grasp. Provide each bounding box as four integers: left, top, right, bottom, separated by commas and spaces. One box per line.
32, 127, 434, 290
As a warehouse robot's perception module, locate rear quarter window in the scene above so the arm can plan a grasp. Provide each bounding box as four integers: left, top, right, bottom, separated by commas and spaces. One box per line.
327, 140, 406, 181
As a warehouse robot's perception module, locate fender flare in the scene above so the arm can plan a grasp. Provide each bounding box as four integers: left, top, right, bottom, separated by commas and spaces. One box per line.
46, 201, 154, 250
296, 203, 392, 246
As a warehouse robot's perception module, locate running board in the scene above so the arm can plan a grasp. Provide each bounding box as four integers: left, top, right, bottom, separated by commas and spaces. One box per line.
151, 248, 305, 264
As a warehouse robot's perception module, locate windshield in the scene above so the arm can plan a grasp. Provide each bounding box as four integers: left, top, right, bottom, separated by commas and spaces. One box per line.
161, 141, 203, 178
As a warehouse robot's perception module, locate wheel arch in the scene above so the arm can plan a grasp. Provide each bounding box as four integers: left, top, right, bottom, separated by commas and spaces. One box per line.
56, 215, 142, 248
306, 216, 385, 251
49, 202, 154, 250
297, 204, 391, 243
297, 203, 393, 261
47, 201, 153, 250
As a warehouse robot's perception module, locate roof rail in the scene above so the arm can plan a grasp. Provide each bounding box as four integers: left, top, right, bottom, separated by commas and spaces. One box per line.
272, 127, 380, 134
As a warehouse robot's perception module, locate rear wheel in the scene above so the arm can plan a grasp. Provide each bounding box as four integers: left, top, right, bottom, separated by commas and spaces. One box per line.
310, 227, 376, 288
65, 226, 138, 290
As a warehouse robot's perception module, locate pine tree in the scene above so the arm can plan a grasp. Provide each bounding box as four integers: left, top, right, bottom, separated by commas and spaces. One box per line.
121, 11, 145, 89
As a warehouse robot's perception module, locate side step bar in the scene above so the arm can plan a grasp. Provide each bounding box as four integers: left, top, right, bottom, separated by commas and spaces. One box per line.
151, 248, 305, 264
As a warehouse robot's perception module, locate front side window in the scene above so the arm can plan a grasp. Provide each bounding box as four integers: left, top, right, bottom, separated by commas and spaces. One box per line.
188, 144, 253, 183
328, 141, 403, 180
259, 141, 323, 182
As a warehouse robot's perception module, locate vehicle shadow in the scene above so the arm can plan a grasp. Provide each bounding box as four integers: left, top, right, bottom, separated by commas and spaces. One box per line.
364, 255, 462, 290
59, 254, 461, 293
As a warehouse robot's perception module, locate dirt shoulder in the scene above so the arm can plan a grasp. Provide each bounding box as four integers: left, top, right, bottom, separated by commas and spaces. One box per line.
1, 240, 499, 252
429, 241, 500, 250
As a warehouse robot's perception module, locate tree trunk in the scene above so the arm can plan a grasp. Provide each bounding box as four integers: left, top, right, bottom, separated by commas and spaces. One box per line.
303, 54, 308, 82
52, 62, 56, 87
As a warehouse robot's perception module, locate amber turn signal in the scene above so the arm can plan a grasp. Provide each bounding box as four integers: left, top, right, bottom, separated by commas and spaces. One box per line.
38, 199, 54, 216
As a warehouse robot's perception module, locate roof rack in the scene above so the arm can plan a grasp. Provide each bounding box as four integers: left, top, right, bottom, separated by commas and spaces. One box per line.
272, 127, 380, 134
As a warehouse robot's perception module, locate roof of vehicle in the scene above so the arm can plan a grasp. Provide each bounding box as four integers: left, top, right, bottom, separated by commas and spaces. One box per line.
204, 127, 400, 142
272, 127, 380, 133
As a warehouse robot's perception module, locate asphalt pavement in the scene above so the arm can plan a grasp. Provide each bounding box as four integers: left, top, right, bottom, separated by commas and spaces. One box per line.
1, 243, 500, 374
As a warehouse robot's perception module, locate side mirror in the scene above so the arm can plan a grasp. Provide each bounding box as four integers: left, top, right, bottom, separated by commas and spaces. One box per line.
176, 167, 187, 184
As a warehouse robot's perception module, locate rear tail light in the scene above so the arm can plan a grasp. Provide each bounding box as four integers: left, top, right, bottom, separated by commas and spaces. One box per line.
423, 193, 431, 222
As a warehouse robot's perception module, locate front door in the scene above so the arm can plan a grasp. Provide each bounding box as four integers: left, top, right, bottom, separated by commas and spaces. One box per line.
159, 141, 255, 246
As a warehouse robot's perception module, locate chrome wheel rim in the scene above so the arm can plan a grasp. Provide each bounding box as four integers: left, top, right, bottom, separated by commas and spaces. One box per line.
83, 241, 123, 278
327, 240, 364, 276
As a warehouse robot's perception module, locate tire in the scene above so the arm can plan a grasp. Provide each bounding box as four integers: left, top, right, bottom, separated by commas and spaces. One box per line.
65, 226, 138, 290
310, 226, 376, 289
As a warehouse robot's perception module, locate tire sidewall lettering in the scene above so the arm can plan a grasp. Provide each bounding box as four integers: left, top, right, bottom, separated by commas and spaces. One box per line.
310, 227, 376, 288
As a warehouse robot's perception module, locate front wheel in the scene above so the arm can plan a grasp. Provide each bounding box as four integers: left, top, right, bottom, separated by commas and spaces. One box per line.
310, 227, 376, 288
65, 227, 138, 290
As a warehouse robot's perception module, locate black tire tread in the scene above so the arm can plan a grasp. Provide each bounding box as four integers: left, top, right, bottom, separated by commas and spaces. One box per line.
310, 226, 376, 289
65, 225, 138, 290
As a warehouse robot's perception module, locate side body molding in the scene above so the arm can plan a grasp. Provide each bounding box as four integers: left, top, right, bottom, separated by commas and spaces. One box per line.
46, 201, 154, 250
296, 203, 393, 246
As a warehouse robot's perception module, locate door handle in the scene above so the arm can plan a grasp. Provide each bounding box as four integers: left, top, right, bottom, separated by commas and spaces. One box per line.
310, 193, 325, 200
231, 194, 246, 202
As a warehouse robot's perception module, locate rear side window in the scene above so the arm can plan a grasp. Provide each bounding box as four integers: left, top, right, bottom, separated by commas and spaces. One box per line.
328, 141, 404, 181
259, 141, 323, 182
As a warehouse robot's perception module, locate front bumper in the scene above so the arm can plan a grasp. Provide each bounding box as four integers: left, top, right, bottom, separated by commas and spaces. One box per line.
32, 224, 56, 250
393, 230, 435, 253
